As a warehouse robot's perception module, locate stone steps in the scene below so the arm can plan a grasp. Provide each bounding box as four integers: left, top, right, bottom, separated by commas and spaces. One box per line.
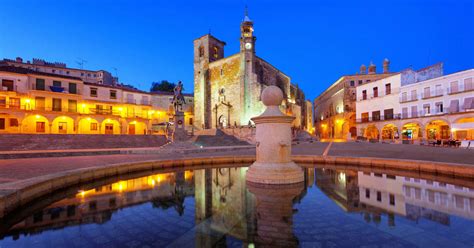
193, 129, 251, 147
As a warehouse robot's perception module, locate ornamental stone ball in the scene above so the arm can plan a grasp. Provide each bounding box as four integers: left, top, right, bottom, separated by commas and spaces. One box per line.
261, 85, 284, 106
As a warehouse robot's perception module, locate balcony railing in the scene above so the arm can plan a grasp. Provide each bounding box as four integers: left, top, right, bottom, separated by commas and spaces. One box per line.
447, 86, 474, 95
399, 95, 418, 103
357, 106, 473, 123
357, 88, 400, 101
356, 114, 402, 123
32, 84, 81, 95
421, 90, 444, 99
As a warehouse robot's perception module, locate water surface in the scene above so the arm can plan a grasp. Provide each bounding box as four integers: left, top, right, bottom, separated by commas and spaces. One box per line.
0, 166, 473, 247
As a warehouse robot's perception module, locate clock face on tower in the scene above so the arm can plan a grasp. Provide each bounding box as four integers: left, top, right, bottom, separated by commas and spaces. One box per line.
245, 42, 252, 50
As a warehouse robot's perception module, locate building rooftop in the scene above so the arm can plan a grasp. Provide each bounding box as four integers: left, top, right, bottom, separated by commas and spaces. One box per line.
0, 65, 83, 81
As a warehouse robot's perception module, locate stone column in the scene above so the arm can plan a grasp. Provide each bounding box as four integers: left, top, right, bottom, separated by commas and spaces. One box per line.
246, 86, 304, 185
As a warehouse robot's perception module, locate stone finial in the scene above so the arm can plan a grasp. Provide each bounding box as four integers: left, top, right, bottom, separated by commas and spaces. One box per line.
261, 85, 284, 106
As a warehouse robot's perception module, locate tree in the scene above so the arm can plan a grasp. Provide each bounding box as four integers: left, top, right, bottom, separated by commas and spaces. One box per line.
150, 80, 176, 92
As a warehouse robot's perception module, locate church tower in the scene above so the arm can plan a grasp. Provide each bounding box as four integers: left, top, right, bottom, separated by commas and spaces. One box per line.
240, 7, 257, 124
194, 34, 226, 129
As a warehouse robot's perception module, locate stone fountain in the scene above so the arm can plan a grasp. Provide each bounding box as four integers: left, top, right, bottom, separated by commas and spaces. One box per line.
246, 85, 304, 184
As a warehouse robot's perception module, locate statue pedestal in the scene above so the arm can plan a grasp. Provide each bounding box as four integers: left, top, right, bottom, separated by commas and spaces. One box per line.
173, 111, 188, 141
246, 86, 304, 185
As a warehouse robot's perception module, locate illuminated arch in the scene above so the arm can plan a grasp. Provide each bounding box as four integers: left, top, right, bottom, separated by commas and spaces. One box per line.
21, 114, 50, 134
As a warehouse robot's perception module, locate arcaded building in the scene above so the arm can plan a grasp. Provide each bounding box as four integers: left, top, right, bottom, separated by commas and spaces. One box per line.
314, 60, 396, 140
193, 13, 306, 130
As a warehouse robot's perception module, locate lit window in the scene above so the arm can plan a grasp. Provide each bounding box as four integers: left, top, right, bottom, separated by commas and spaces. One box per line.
90, 123, 98, 131
90, 87, 98, 97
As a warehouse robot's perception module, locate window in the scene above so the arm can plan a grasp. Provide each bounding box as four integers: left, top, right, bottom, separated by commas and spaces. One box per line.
373, 87, 378, 98
220, 69, 224, 76
69, 83, 77, 94
36, 122, 45, 133
0, 97, 5, 107
435, 102, 443, 113
66, 71, 70, 75
361, 112, 369, 122
199, 46, 204, 57
423, 87, 430, 98
410, 106, 417, 118
213, 46, 219, 59
35, 97, 45, 111
465, 78, 473, 91
385, 83, 391, 95
384, 109, 394, 120
0, 118, 4, 130
401, 92, 407, 102
366, 79, 371, 83
90, 123, 98, 131
68, 100, 77, 113
110, 90, 117, 99
423, 104, 430, 115
372, 111, 380, 121
35, 78, 45, 90
449, 99, 459, 113
52, 69, 56, 73
10, 118, 19, 127
411, 90, 417, 100
93, 74, 97, 77
377, 191, 382, 202
435, 84, 442, 96
350, 80, 355, 87
9, 98, 20, 108
365, 189, 370, 198
53, 98, 62, 111
87, 73, 91, 77
90, 87, 98, 97
53, 81, 61, 87
402, 107, 408, 118
362, 90, 367, 100
358, 80, 363, 85
81, 72, 84, 76
1, 79, 14, 91
389, 194, 395, 206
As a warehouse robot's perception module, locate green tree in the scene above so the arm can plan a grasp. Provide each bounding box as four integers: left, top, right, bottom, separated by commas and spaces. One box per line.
150, 80, 176, 92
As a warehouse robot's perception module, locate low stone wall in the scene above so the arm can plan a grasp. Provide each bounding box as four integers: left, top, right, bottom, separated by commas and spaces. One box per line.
1, 154, 474, 218
0, 134, 168, 151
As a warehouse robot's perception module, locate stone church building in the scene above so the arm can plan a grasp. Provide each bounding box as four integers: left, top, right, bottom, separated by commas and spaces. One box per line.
193, 13, 307, 130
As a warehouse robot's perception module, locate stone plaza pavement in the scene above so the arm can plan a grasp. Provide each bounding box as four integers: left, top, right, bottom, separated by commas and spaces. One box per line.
0, 142, 472, 185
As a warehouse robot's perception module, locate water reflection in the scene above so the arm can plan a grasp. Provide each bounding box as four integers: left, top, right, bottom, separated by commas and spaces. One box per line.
1, 166, 474, 247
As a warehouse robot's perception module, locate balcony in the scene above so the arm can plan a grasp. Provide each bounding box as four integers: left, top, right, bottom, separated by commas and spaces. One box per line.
447, 86, 474, 95
32, 84, 80, 95
356, 114, 402, 123
49, 85, 65, 93
421, 90, 443, 99
357, 88, 400, 101
399, 95, 418, 103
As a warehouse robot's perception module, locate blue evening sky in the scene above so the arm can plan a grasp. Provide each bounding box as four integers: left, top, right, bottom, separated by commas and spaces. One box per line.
0, 0, 473, 100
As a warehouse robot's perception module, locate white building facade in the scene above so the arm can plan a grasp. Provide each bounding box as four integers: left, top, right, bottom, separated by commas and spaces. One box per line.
356, 64, 474, 143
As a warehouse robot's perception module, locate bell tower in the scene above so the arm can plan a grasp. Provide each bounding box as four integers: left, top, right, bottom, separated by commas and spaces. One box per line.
240, 6, 257, 125
240, 7, 256, 53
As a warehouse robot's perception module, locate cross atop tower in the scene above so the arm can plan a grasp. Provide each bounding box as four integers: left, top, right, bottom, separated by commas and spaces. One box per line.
243, 5, 252, 23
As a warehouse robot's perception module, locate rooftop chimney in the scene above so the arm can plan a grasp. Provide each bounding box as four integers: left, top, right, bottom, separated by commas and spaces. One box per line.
368, 61, 376, 74
360, 64, 367, 75
383, 58, 390, 73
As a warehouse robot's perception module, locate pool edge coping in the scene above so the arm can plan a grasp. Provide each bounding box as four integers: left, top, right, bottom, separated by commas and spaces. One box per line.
1, 155, 473, 218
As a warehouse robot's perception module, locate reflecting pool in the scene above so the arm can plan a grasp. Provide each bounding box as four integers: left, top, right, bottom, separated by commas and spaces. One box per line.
1, 166, 474, 247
